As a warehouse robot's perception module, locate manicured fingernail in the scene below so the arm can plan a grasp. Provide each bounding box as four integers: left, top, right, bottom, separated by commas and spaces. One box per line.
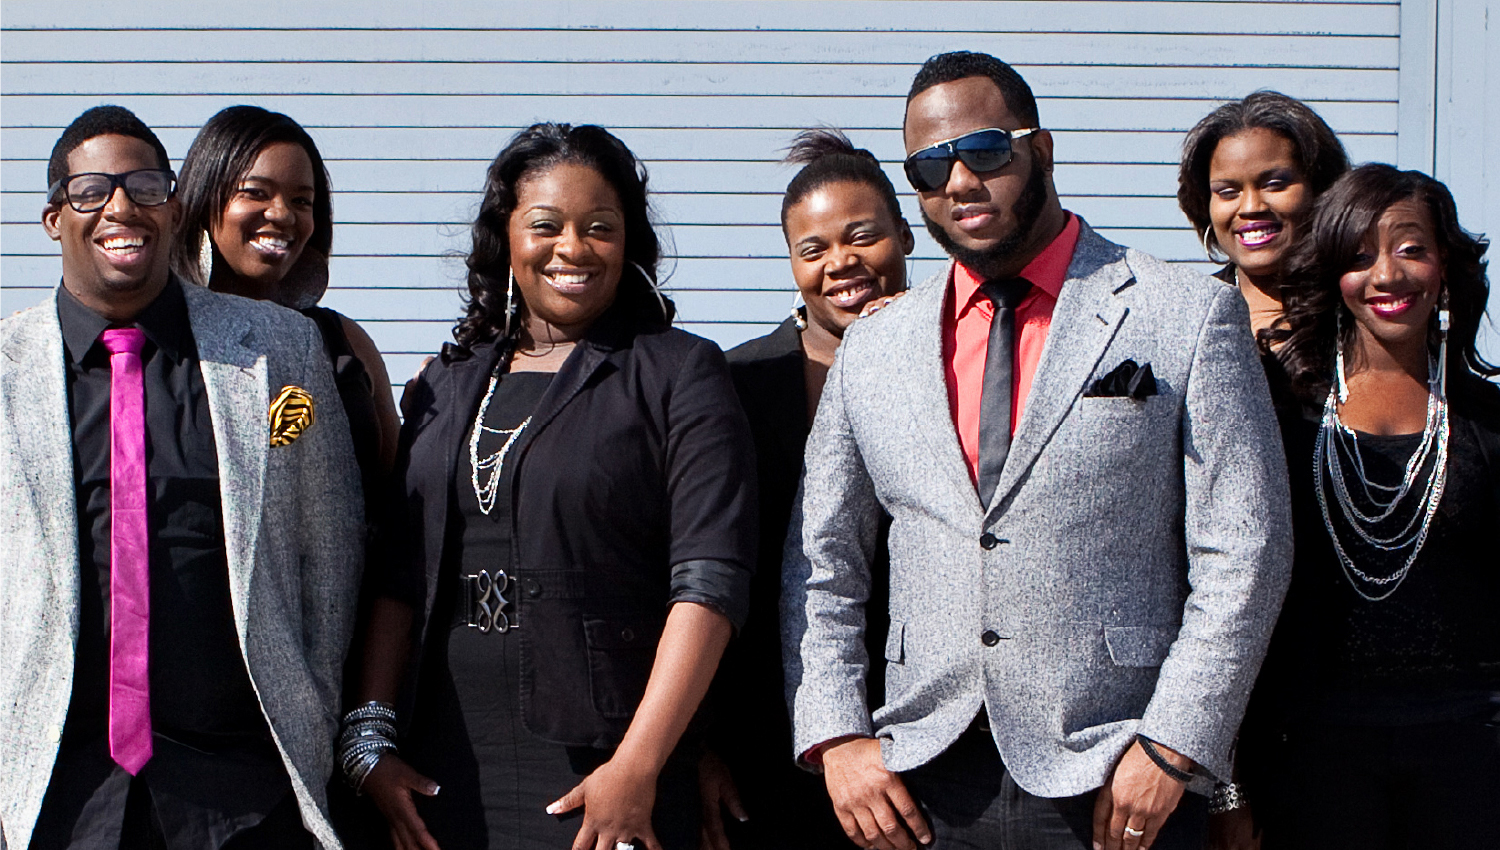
430, 784, 440, 795
545, 801, 561, 815
736, 814, 749, 822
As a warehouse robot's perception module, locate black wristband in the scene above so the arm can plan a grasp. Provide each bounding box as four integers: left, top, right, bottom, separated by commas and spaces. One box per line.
1137, 735, 1195, 783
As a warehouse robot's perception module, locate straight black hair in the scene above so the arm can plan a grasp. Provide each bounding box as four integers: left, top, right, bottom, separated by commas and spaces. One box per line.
780, 127, 904, 236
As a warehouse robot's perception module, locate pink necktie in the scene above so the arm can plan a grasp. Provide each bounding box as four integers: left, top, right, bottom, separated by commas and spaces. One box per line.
101, 327, 152, 775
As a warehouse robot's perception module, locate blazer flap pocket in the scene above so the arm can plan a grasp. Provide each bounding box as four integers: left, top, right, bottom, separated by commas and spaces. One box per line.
583, 615, 665, 651
1104, 626, 1177, 667
885, 619, 906, 664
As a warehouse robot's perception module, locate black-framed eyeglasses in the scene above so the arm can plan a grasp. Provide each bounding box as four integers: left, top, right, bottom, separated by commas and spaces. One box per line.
47, 169, 176, 213
903, 127, 1040, 192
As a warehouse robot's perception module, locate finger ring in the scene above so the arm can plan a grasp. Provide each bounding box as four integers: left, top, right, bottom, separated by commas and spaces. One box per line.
616, 843, 636, 850
1124, 826, 1145, 838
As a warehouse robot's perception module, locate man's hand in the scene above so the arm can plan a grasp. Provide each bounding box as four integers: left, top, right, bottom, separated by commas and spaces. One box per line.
821, 737, 932, 850
1092, 740, 1192, 850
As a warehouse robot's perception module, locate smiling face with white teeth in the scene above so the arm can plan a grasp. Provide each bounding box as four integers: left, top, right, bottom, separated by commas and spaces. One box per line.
210, 141, 317, 299
1207, 128, 1311, 287
508, 161, 628, 341
44, 134, 181, 321
785, 180, 913, 342
1338, 198, 1445, 360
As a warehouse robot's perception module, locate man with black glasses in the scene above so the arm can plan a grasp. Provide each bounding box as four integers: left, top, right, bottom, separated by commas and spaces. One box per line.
0, 105, 361, 850
783, 53, 1293, 850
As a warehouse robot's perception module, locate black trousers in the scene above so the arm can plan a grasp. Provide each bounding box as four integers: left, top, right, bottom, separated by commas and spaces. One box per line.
1256, 714, 1500, 850
900, 719, 1207, 850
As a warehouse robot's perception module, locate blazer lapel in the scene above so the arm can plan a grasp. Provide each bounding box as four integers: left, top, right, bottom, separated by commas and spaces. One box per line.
184, 286, 268, 630
904, 266, 982, 509
986, 227, 1133, 518
1, 293, 81, 619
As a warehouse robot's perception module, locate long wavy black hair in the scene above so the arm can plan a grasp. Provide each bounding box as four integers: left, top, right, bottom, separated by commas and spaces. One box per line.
453, 123, 667, 350
1177, 91, 1348, 259
172, 105, 333, 287
1265, 163, 1495, 403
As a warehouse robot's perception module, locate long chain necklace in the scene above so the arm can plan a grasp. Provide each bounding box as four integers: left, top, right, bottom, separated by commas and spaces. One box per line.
1313, 318, 1449, 602
470, 372, 531, 516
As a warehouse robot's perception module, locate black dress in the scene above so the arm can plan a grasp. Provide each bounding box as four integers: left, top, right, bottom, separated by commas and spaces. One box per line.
711, 317, 887, 850
1244, 374, 1500, 848
398, 368, 702, 850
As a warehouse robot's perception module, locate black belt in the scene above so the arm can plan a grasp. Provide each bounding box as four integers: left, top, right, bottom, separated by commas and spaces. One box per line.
457, 569, 517, 633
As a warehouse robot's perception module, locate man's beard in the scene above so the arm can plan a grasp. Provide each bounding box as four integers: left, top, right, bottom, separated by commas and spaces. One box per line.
921, 155, 1048, 279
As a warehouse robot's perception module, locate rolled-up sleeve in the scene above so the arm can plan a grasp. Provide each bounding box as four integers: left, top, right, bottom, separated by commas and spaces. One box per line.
663, 340, 759, 629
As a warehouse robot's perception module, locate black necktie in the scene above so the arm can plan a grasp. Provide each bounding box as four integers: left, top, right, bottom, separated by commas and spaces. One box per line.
976, 277, 1031, 507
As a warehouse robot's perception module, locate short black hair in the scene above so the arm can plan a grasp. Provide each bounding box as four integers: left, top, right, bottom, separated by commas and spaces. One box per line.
907, 51, 1039, 127
780, 127, 904, 237
1177, 91, 1349, 252
48, 105, 171, 191
172, 105, 333, 286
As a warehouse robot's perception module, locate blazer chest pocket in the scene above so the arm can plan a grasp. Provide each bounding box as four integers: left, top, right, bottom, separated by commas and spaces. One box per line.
583, 615, 666, 719
1104, 626, 1177, 667
885, 619, 906, 664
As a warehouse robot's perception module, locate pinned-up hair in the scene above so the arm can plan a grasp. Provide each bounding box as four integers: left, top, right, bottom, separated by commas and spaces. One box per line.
779, 127, 904, 236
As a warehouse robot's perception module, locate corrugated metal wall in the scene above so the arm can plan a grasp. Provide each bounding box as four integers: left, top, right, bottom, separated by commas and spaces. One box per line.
2, 0, 1404, 391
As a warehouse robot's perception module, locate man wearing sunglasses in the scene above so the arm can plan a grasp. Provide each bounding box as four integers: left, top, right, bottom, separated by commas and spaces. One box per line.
784, 52, 1291, 850
0, 106, 361, 850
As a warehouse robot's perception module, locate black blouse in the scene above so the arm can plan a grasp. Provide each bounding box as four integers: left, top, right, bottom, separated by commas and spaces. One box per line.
382, 299, 758, 748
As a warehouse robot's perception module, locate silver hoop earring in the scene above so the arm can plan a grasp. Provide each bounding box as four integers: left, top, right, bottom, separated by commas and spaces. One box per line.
630, 261, 671, 322
197, 230, 214, 285
504, 268, 516, 339
1202, 228, 1226, 263
1335, 310, 1350, 404
790, 290, 808, 331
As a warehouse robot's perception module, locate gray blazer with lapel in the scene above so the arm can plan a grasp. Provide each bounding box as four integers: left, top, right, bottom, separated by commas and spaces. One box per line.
0, 281, 362, 850
782, 221, 1292, 797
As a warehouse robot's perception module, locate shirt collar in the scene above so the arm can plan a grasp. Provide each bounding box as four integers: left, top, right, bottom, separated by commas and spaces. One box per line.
56, 274, 193, 365
952, 211, 1081, 309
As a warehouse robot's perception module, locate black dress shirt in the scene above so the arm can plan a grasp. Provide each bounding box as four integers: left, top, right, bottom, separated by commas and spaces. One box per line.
32, 279, 292, 850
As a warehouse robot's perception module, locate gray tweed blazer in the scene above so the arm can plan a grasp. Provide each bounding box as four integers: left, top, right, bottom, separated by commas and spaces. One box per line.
782, 221, 1292, 797
0, 281, 362, 849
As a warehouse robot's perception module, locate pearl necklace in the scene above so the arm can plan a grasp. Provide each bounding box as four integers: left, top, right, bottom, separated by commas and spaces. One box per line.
1313, 319, 1449, 602
470, 372, 531, 516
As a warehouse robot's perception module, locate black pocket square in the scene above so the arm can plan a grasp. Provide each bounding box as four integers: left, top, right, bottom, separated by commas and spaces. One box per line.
1083, 359, 1157, 400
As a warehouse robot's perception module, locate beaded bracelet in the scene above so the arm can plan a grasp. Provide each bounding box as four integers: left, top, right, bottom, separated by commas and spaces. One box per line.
339, 701, 399, 794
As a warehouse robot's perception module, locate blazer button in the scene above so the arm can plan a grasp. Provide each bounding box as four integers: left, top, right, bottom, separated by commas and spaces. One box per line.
620, 628, 636, 642
980, 532, 1000, 550
981, 630, 1001, 647
524, 579, 542, 598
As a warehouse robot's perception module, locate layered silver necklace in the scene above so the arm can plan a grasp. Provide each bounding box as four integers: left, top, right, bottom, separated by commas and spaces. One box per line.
470, 372, 532, 515
1313, 311, 1449, 601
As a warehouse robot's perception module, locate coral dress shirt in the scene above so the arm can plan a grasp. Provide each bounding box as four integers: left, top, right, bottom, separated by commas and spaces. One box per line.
945, 213, 1080, 489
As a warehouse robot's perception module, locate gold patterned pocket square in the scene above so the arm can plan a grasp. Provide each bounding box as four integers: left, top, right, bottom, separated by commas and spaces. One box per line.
269, 385, 315, 447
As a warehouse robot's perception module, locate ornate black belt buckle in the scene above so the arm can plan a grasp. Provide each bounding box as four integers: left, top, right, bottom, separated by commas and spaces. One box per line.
462, 569, 514, 633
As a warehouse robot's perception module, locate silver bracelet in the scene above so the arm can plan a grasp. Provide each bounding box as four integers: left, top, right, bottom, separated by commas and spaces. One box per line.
339, 701, 399, 794
1209, 782, 1247, 814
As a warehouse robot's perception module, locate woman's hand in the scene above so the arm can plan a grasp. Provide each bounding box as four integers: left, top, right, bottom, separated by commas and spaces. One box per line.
363, 753, 442, 850
1207, 807, 1260, 850
548, 757, 663, 850
699, 748, 748, 850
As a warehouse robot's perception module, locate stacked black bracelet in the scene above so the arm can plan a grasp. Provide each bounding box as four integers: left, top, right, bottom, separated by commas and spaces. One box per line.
339, 701, 398, 793
1209, 782, 1247, 814
1136, 735, 1196, 784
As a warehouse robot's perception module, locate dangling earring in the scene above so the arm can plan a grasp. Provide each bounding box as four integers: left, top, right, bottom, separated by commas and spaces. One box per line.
630, 261, 671, 321
1436, 288, 1450, 401
197, 230, 214, 285
1335, 310, 1350, 404
1202, 228, 1225, 263
790, 290, 808, 331
504, 269, 516, 339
